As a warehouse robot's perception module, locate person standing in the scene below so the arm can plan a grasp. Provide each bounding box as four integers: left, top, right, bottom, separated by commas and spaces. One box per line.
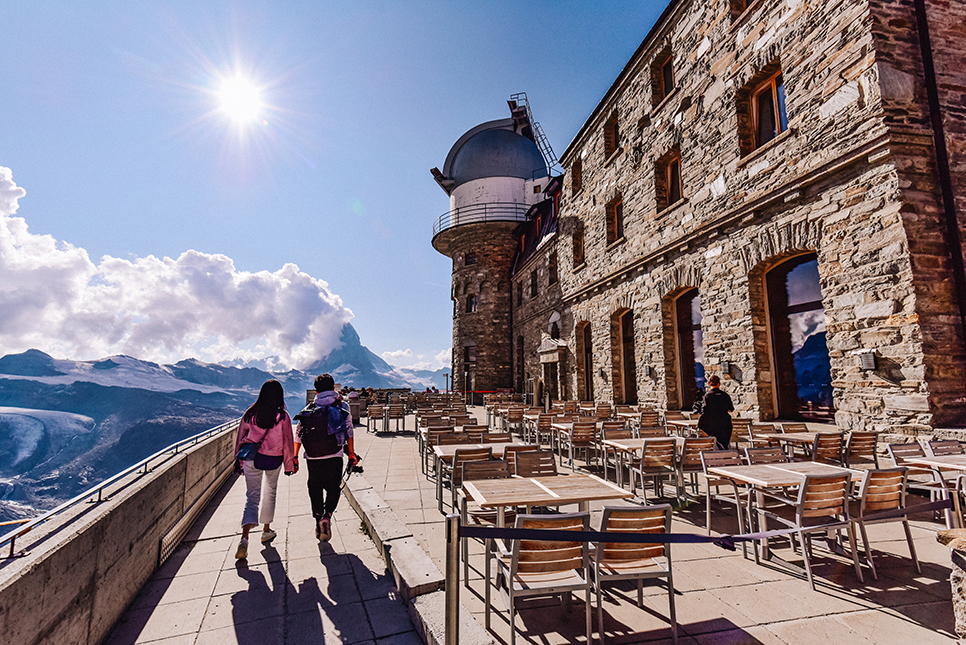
697, 374, 735, 449
234, 379, 296, 560
294, 373, 359, 541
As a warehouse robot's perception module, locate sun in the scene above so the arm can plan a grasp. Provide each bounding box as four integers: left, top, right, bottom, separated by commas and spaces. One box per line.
218, 77, 263, 123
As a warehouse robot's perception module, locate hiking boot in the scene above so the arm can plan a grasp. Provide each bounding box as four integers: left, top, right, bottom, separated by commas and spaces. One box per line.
235, 537, 248, 560
261, 529, 277, 543
320, 515, 331, 542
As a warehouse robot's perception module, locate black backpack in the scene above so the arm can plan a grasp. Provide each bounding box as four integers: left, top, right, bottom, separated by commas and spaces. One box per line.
295, 403, 348, 458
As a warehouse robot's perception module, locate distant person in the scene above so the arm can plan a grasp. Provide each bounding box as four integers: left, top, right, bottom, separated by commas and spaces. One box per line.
234, 379, 296, 559
294, 373, 359, 541
697, 374, 734, 449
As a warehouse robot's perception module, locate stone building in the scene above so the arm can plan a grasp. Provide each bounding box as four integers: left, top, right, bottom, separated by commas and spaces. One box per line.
434, 0, 966, 434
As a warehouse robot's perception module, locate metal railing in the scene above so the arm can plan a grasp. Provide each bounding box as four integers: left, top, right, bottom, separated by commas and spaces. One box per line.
432, 202, 531, 237
0, 417, 240, 558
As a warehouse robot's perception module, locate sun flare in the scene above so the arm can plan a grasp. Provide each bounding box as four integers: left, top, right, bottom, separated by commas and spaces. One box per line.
218, 77, 262, 123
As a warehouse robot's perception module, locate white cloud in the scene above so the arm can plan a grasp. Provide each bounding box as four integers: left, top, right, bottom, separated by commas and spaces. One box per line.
381, 347, 451, 371
0, 167, 353, 370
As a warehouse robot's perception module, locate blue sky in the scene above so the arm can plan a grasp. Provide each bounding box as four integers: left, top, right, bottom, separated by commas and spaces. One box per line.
0, 1, 665, 372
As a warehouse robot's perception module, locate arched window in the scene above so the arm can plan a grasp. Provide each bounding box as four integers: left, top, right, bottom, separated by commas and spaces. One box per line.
766, 254, 831, 420
465, 294, 478, 313
674, 289, 704, 410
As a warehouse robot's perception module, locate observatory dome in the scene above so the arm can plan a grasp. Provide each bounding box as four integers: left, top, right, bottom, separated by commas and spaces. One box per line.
446, 126, 548, 189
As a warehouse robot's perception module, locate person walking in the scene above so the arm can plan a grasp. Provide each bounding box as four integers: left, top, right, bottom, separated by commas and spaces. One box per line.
234, 379, 297, 559
294, 373, 359, 542
697, 374, 735, 449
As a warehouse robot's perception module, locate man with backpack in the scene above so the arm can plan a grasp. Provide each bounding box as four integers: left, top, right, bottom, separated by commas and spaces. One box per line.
294, 373, 359, 541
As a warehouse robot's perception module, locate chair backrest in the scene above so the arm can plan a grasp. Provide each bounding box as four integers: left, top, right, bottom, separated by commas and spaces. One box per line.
700, 449, 743, 473
512, 512, 589, 574
437, 432, 473, 445
797, 474, 851, 520
387, 403, 406, 419
887, 442, 926, 465
731, 419, 751, 436
514, 450, 558, 477
680, 436, 717, 470
579, 401, 596, 412
451, 447, 493, 486
811, 433, 843, 463
563, 401, 579, 415
426, 417, 451, 428
844, 431, 877, 463
596, 402, 613, 419
641, 439, 677, 468
484, 432, 513, 443
537, 413, 556, 430
461, 461, 510, 491
780, 422, 808, 433
638, 425, 667, 437
927, 440, 965, 456
856, 467, 907, 515
462, 425, 487, 442
598, 504, 671, 563
600, 420, 624, 433
638, 409, 661, 427
425, 426, 454, 443
506, 408, 524, 422
602, 425, 635, 441
744, 446, 788, 464
748, 423, 775, 441
503, 445, 539, 474
664, 411, 688, 422
570, 421, 597, 443
367, 404, 386, 416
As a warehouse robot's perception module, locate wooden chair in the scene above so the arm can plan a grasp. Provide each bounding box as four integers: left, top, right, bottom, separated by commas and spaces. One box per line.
744, 446, 789, 464
563, 400, 580, 415
757, 473, 864, 590
533, 413, 557, 447
488, 512, 592, 645
779, 422, 808, 433
887, 442, 948, 516
592, 505, 677, 644
504, 407, 525, 436
748, 423, 779, 447
559, 421, 598, 470
849, 467, 920, 580
503, 444, 539, 475
927, 440, 965, 456
514, 450, 558, 478
386, 403, 407, 432
638, 409, 661, 428
596, 401, 613, 419
638, 425, 668, 437
811, 433, 844, 465
700, 450, 749, 554
366, 404, 386, 433
678, 436, 717, 498
422, 426, 455, 475
460, 459, 514, 587
462, 425, 487, 443
439, 446, 492, 514
844, 431, 879, 468
631, 438, 677, 499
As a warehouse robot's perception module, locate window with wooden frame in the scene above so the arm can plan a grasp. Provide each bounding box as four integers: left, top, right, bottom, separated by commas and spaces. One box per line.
651, 45, 675, 107
655, 147, 683, 212
572, 223, 585, 267
548, 252, 558, 285
603, 113, 620, 158
571, 157, 583, 194
737, 64, 788, 156
465, 294, 478, 313
605, 195, 624, 246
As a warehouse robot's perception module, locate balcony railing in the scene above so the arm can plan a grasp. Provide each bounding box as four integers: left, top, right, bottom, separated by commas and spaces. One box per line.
0, 418, 239, 558
432, 202, 531, 237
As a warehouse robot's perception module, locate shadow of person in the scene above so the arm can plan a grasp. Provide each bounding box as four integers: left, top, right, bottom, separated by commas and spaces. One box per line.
231, 548, 287, 645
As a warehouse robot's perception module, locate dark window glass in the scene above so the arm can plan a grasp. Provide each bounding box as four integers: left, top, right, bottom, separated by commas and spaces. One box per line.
668, 158, 681, 205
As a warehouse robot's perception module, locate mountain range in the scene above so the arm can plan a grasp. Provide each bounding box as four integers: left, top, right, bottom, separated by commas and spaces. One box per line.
0, 323, 447, 523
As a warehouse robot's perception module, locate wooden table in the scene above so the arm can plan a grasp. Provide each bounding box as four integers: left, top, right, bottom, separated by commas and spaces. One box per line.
707, 462, 861, 564
462, 473, 633, 526
906, 454, 966, 527
600, 437, 684, 488
666, 418, 700, 437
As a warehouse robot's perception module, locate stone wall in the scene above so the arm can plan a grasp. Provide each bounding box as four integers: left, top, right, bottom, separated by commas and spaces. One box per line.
547, 0, 966, 430
445, 222, 518, 393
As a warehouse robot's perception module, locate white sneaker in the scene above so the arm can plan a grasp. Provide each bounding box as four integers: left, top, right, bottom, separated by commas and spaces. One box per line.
235, 537, 248, 560
261, 529, 277, 543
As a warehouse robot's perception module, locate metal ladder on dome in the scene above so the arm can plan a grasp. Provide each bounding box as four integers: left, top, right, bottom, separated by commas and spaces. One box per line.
509, 92, 562, 175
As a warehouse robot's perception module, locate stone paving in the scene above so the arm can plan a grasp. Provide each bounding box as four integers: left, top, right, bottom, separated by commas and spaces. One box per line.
354, 409, 960, 644
104, 456, 421, 645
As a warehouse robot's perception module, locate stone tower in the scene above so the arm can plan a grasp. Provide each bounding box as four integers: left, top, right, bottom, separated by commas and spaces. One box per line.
431, 98, 549, 397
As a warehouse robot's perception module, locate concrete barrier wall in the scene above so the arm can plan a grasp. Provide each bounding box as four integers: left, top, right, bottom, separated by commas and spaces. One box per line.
0, 427, 237, 645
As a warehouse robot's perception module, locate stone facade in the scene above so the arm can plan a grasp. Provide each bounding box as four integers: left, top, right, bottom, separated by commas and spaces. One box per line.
504, 0, 966, 433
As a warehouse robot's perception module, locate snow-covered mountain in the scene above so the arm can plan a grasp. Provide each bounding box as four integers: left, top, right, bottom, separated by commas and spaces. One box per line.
0, 323, 448, 522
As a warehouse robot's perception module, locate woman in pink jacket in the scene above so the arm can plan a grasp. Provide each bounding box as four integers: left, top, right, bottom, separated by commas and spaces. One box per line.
234, 379, 296, 559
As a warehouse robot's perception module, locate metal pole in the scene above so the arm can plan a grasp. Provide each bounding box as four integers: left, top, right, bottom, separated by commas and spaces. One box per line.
444, 513, 460, 645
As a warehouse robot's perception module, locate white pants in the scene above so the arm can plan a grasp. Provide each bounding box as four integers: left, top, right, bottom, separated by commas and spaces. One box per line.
242, 461, 281, 527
